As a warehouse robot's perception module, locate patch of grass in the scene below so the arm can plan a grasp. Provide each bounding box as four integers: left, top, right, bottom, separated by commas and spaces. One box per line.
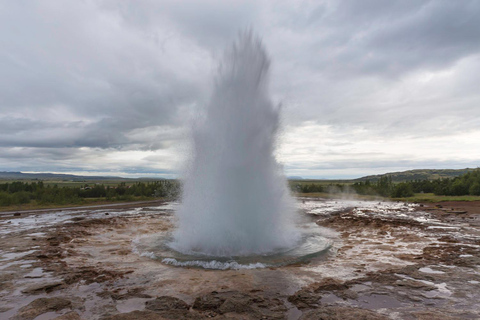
289, 180, 353, 186
295, 192, 480, 203
392, 193, 480, 203
0, 179, 145, 187
294, 192, 386, 201
0, 196, 159, 212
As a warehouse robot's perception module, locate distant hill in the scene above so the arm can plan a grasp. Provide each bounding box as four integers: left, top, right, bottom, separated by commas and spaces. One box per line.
287, 176, 303, 180
355, 168, 478, 183
0, 171, 130, 181
2, 169, 477, 183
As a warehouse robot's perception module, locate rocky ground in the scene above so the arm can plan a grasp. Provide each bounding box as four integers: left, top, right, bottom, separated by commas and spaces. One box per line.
0, 199, 479, 319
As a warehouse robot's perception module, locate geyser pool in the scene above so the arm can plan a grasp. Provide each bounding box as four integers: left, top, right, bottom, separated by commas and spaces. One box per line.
133, 221, 332, 270
171, 32, 301, 257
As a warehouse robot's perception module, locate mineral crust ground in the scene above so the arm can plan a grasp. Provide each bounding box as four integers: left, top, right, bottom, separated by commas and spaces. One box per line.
1, 199, 479, 319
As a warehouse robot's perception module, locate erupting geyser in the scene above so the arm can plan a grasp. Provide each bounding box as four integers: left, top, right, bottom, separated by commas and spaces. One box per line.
171, 33, 300, 256
134, 34, 330, 266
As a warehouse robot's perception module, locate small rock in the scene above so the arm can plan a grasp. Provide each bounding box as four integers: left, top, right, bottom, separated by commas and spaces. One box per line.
101, 310, 167, 320
287, 289, 321, 309
312, 277, 348, 292
193, 291, 286, 318
395, 279, 435, 291
338, 289, 358, 300
21, 281, 64, 294
53, 312, 82, 320
145, 296, 190, 311
14, 297, 72, 320
218, 296, 253, 314
414, 311, 463, 320
193, 293, 224, 311
98, 288, 152, 300
0, 306, 12, 313
406, 295, 423, 302
300, 306, 388, 320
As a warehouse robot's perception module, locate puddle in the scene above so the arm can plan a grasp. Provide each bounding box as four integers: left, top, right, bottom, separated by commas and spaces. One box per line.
350, 283, 372, 292
354, 293, 404, 309
419, 267, 445, 274
0, 250, 37, 261
24, 267, 50, 278
34, 311, 69, 320
320, 293, 343, 304
0, 259, 37, 271
27, 232, 47, 238
115, 298, 149, 313
285, 300, 302, 320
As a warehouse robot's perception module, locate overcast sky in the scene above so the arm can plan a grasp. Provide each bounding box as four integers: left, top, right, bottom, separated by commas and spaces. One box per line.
1, 0, 479, 179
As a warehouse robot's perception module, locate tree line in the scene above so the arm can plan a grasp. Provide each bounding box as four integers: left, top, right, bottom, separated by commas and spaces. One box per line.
350, 169, 480, 197
0, 180, 180, 207
292, 168, 480, 198
2, 168, 479, 207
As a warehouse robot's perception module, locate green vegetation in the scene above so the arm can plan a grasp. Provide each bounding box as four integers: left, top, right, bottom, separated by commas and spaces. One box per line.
428, 169, 480, 196
352, 176, 413, 198
352, 169, 480, 198
289, 180, 353, 194
355, 168, 476, 183
290, 191, 383, 201
2, 168, 479, 211
391, 193, 480, 203
292, 168, 480, 200
0, 180, 180, 209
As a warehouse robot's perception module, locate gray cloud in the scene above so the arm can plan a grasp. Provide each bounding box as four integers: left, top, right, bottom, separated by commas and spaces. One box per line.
101, 0, 259, 50
275, 0, 480, 78
0, 1, 208, 150
1, 0, 479, 177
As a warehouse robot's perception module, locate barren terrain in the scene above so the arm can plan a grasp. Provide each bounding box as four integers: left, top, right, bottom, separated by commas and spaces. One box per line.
1, 199, 479, 319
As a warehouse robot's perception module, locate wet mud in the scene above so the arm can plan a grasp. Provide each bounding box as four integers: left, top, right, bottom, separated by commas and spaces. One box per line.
1, 200, 479, 319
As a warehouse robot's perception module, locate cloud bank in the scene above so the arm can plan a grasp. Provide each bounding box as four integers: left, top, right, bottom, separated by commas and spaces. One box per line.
1, 0, 479, 178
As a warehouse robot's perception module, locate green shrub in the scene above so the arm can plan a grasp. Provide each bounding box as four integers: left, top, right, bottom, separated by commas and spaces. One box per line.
12, 191, 32, 204
392, 183, 414, 197
0, 192, 12, 206
469, 182, 480, 196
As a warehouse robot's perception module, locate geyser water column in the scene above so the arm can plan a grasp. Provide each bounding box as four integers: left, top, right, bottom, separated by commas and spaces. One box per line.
171, 33, 300, 257
132, 33, 332, 268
